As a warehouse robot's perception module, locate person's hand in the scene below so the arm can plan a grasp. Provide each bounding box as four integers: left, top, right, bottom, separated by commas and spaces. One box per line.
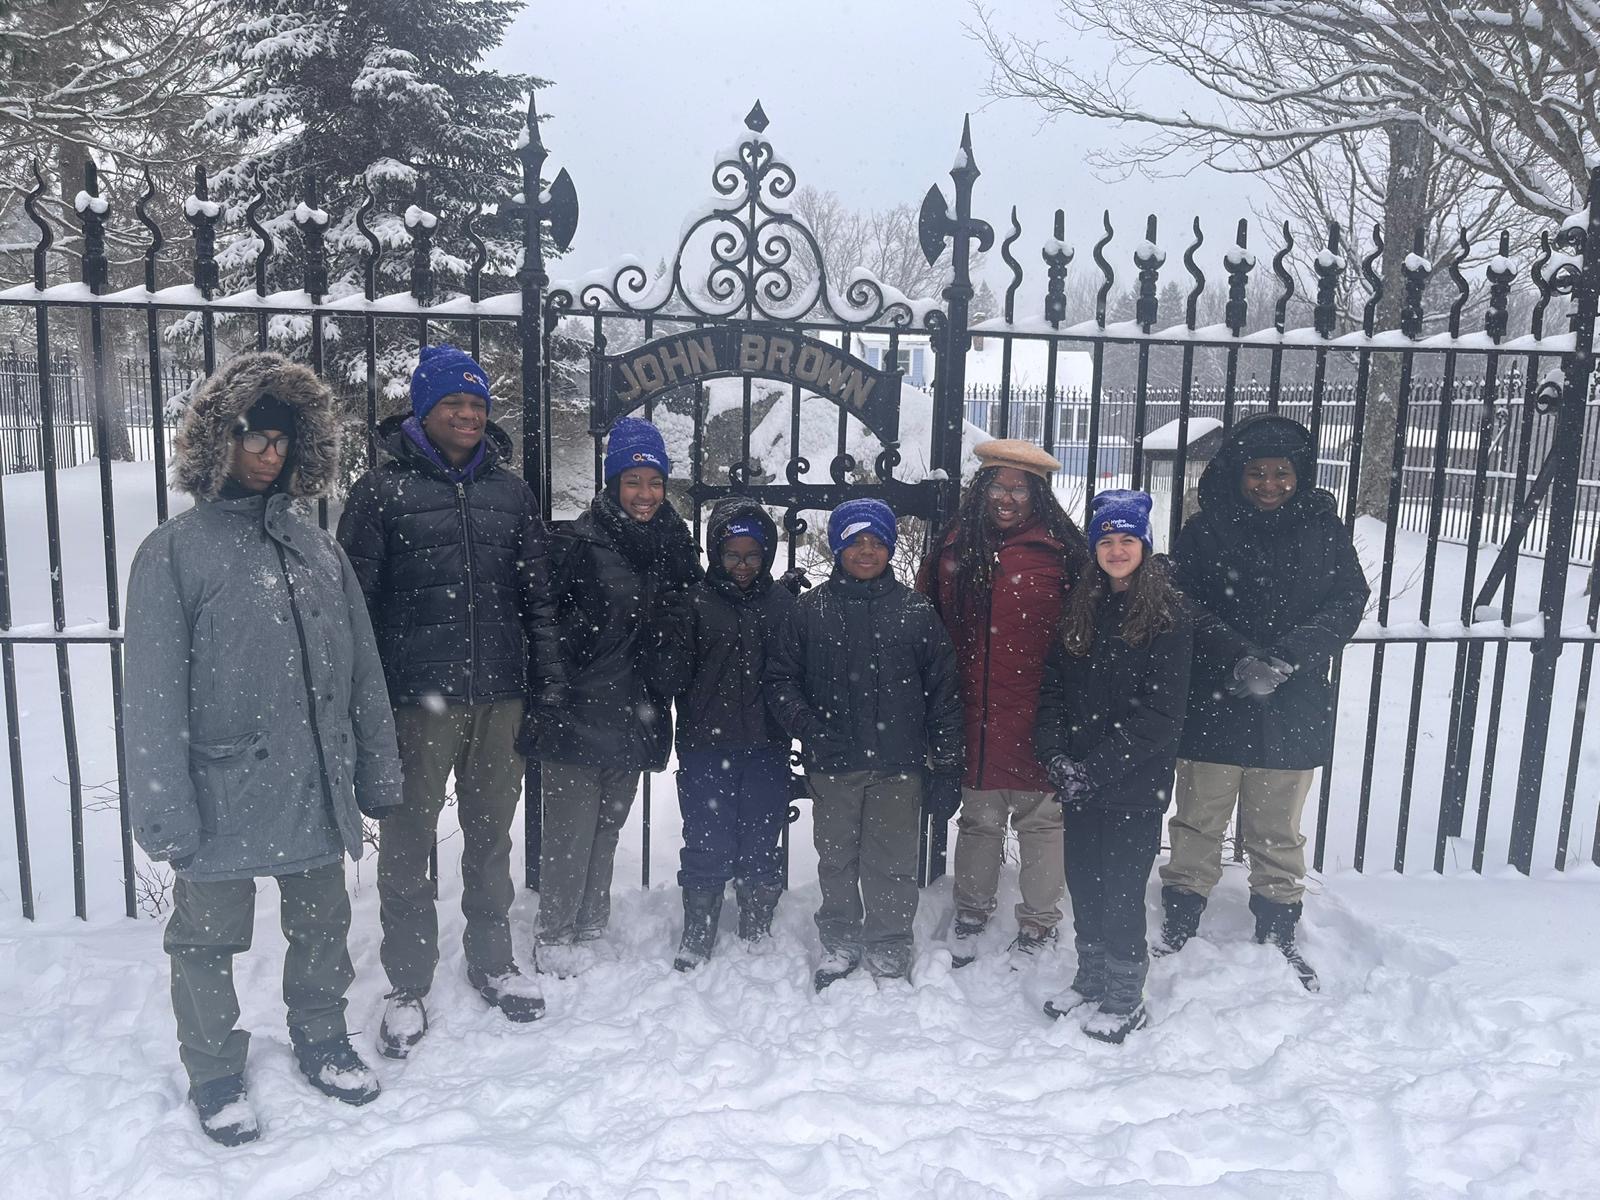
779, 567, 812, 596
532, 680, 572, 713
1228, 655, 1295, 699
925, 770, 963, 823
806, 725, 851, 766
1046, 754, 1091, 805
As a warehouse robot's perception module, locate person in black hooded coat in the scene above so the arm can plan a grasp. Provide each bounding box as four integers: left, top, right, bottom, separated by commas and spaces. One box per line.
653, 497, 797, 970
524, 417, 701, 976
1157, 413, 1370, 989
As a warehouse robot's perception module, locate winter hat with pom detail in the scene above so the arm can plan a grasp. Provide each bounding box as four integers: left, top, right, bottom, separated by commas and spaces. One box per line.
604, 416, 671, 482
827, 498, 897, 557
411, 345, 492, 422
1088, 489, 1154, 551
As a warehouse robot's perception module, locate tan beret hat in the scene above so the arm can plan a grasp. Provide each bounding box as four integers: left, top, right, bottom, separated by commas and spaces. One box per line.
973, 438, 1062, 479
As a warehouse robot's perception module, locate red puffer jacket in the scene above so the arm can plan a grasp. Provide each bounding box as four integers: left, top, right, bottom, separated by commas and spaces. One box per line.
918, 520, 1071, 791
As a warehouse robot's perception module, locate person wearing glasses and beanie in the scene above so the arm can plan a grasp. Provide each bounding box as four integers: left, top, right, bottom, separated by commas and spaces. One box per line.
916, 439, 1088, 969
125, 351, 403, 1144
338, 344, 566, 1055
653, 498, 798, 970
524, 415, 701, 977
767, 498, 963, 990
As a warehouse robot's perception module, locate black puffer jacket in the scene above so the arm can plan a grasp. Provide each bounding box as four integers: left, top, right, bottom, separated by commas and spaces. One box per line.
656, 498, 796, 755
1035, 590, 1193, 812
529, 492, 701, 770
766, 567, 963, 776
337, 415, 563, 706
1173, 414, 1371, 770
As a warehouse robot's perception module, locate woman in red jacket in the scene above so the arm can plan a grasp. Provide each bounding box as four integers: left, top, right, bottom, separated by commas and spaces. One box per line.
918, 439, 1087, 966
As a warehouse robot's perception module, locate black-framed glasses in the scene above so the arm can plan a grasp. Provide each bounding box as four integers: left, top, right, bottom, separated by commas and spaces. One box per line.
238, 431, 292, 455
720, 550, 764, 568
984, 483, 1031, 502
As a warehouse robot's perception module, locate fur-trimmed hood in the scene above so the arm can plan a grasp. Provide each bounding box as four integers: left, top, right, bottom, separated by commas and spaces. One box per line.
172, 352, 341, 500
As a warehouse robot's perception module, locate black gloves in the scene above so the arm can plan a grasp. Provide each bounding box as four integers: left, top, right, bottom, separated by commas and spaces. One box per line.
1046, 754, 1091, 805
779, 567, 813, 596
532, 680, 572, 712
805, 724, 852, 767
653, 586, 693, 631
925, 770, 963, 824
1228, 655, 1295, 699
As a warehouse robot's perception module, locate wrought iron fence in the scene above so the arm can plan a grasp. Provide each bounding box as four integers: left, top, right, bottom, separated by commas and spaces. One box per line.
0, 96, 1595, 923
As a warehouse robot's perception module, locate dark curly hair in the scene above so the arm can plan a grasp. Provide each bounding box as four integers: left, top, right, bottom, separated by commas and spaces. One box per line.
1060, 547, 1181, 655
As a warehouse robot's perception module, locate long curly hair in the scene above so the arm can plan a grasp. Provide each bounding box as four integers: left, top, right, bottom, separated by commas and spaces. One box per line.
1060, 548, 1181, 655
927, 466, 1088, 621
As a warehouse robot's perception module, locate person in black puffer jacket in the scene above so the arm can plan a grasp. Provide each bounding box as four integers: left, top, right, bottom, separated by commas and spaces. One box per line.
766, 499, 963, 989
1035, 490, 1191, 1045
1157, 413, 1370, 992
525, 416, 701, 977
338, 345, 563, 1051
653, 497, 797, 971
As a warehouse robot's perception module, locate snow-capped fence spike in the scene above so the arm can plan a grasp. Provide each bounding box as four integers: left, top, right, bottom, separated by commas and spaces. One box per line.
1092, 211, 1114, 330
186, 165, 219, 301
999, 206, 1021, 324
1400, 228, 1429, 340
1360, 223, 1385, 338
135, 170, 163, 294
1485, 230, 1515, 344
1182, 217, 1205, 331
1224, 219, 1252, 338
295, 173, 328, 304
77, 161, 109, 297
355, 179, 380, 303
244, 179, 272, 299
1133, 214, 1165, 334
24, 161, 54, 290
1530, 231, 1554, 337
1042, 208, 1073, 330
1270, 222, 1295, 335
1446, 229, 1472, 339
406, 176, 435, 309
1313, 221, 1343, 340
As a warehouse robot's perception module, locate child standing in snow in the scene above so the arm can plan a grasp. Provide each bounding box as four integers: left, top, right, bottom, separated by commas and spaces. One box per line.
1035, 491, 1191, 1043
766, 499, 963, 989
654, 498, 798, 970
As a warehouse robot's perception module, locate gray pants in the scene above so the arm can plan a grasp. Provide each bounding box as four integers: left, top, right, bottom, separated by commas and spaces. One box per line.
164, 861, 352, 1087
1160, 759, 1316, 904
378, 699, 526, 995
952, 787, 1064, 934
810, 770, 923, 958
535, 761, 641, 944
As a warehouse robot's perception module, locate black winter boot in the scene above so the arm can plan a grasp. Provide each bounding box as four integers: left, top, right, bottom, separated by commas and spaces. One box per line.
949, 915, 986, 968
673, 888, 724, 972
735, 880, 782, 943
190, 1073, 260, 1146
1152, 886, 1206, 957
292, 1033, 382, 1106
1081, 957, 1149, 1044
1249, 893, 1319, 992
377, 990, 429, 1058
1043, 940, 1105, 1019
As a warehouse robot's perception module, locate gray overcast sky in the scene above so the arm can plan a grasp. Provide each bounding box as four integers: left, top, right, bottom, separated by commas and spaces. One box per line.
491, 0, 1270, 309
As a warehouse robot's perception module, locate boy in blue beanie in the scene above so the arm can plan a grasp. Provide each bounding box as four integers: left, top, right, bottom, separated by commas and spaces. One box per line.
766, 499, 963, 989
338, 344, 566, 1051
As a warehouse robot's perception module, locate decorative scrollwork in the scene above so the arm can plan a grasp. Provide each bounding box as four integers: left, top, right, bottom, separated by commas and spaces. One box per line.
245, 179, 272, 297
24, 161, 54, 289
1000, 206, 1022, 323
1271, 221, 1295, 335
1092, 211, 1114, 329
1360, 223, 1385, 337
829, 452, 857, 485
569, 104, 923, 327
1182, 217, 1205, 331
874, 445, 902, 482
782, 506, 810, 538
1446, 229, 1471, 338
355, 179, 380, 301
135, 168, 163, 293
1530, 231, 1554, 337
785, 456, 811, 487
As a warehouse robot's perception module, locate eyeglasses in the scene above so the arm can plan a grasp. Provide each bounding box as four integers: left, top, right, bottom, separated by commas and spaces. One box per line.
238, 432, 292, 455
720, 551, 764, 568
984, 483, 1031, 503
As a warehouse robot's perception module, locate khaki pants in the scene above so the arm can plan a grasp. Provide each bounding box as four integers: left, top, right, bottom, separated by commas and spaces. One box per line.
952, 787, 1064, 934
165, 861, 352, 1087
1160, 759, 1315, 904
810, 769, 923, 959
535, 762, 641, 945
378, 699, 527, 995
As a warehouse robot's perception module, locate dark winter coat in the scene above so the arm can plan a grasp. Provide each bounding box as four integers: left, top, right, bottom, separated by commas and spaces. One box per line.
1173, 414, 1371, 770
919, 519, 1073, 792
124, 353, 404, 882
1035, 589, 1193, 812
528, 492, 701, 770
336, 414, 564, 707
656, 498, 796, 754
766, 566, 963, 777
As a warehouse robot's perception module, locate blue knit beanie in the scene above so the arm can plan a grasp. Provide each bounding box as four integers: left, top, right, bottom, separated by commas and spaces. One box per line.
719, 517, 767, 549
828, 498, 897, 557
411, 345, 492, 421
604, 416, 671, 482
1088, 489, 1154, 550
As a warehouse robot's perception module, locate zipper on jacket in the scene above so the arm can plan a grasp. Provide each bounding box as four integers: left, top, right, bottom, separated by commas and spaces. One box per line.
272, 539, 337, 817
457, 482, 477, 706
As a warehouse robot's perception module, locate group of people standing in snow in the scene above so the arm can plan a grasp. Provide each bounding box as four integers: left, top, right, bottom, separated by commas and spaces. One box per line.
123, 344, 1368, 1146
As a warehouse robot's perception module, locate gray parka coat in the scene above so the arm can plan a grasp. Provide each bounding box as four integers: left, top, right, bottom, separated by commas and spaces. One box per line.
124, 353, 404, 881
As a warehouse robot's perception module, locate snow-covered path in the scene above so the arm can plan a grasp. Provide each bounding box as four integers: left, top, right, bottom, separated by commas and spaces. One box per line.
3, 850, 1596, 1199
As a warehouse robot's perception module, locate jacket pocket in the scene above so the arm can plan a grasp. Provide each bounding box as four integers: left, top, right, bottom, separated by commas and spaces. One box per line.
188, 731, 265, 835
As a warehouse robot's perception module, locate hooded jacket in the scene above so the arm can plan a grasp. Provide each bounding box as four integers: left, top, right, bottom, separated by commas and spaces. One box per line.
1172, 414, 1370, 770
655, 498, 796, 755
336, 413, 564, 707
766, 563, 963, 777
124, 353, 404, 881
528, 492, 701, 770
918, 519, 1074, 791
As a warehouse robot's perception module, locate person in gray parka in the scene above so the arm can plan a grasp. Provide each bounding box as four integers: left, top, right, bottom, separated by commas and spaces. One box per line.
124, 351, 404, 1147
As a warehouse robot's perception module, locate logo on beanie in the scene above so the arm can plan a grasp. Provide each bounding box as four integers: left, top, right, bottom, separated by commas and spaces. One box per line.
841, 521, 873, 541
1102, 518, 1138, 533
464, 371, 485, 388
630, 451, 664, 467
